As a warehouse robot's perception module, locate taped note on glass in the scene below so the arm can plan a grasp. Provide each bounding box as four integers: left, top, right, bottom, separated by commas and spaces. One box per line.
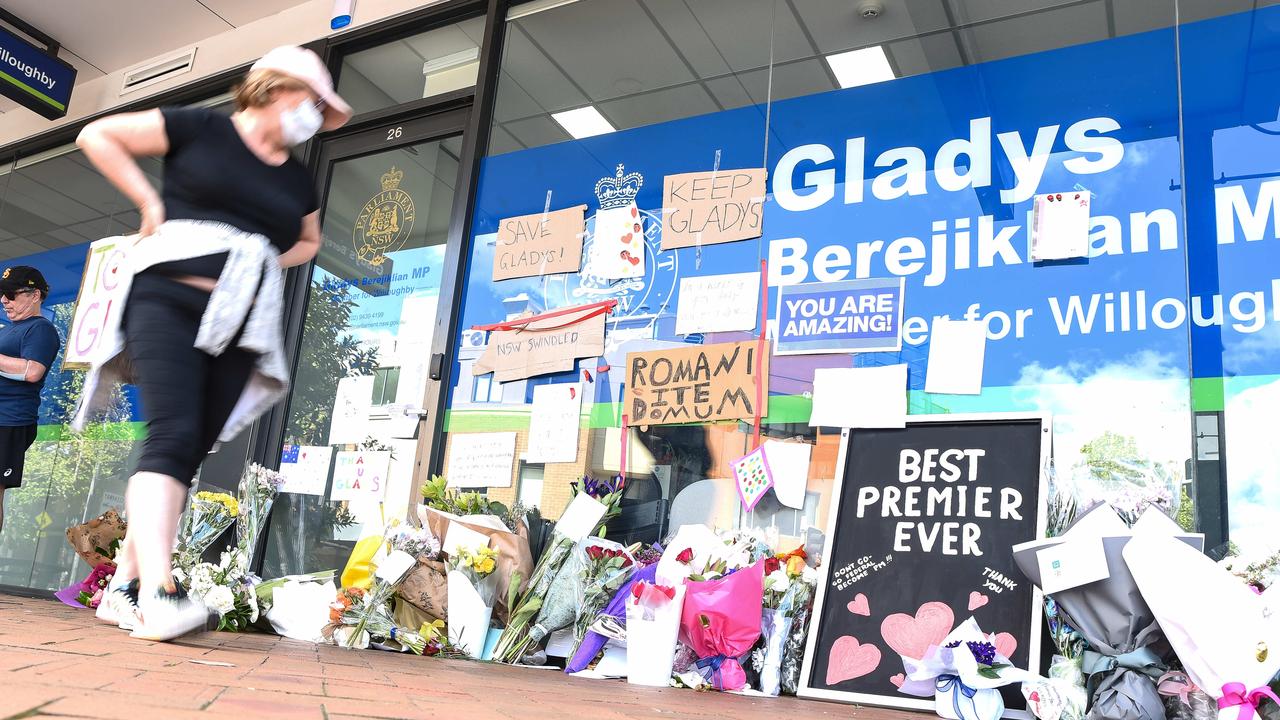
808, 364, 907, 429
661, 168, 766, 250
1031, 190, 1090, 261
674, 271, 760, 336
526, 382, 582, 464
445, 432, 516, 488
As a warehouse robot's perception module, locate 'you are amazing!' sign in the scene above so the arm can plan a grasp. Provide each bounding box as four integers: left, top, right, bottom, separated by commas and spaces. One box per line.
799, 415, 1048, 714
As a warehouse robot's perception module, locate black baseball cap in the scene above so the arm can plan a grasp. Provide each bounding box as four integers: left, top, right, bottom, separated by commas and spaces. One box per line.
0, 266, 49, 297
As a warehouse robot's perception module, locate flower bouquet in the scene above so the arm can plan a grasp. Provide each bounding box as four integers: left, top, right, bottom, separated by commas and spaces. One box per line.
897, 617, 1028, 720
779, 570, 817, 695
447, 545, 500, 658
64, 508, 126, 570
626, 579, 685, 686
174, 491, 239, 572
254, 571, 337, 644
55, 562, 116, 610
1020, 597, 1088, 720
418, 504, 533, 624
327, 549, 427, 653
235, 463, 284, 564
573, 541, 636, 644
176, 548, 256, 632
492, 484, 612, 664
679, 559, 765, 691
1122, 531, 1280, 720
753, 549, 817, 696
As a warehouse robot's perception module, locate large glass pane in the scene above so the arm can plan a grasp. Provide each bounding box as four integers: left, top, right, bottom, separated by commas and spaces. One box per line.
1176, 1, 1280, 559
263, 135, 461, 578
337, 17, 486, 115
453, 0, 1192, 575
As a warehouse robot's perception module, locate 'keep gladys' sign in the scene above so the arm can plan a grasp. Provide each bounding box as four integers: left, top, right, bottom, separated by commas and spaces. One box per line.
493, 204, 587, 281
661, 168, 766, 250
472, 307, 606, 382
627, 341, 768, 425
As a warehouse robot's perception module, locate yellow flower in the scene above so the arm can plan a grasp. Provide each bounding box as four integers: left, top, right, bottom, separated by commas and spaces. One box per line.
195, 491, 239, 517
475, 557, 496, 575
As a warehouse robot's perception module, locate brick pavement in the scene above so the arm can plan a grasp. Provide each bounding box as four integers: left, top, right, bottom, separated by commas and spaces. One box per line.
0, 596, 922, 720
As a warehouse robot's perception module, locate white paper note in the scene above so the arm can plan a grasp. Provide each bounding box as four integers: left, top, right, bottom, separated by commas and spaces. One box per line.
675, 272, 760, 335
328, 375, 375, 446
1037, 535, 1110, 595
279, 445, 334, 496
587, 205, 646, 280
808, 365, 907, 429
446, 432, 516, 488
1031, 190, 1090, 261
330, 450, 391, 502
761, 440, 812, 510
443, 521, 492, 556
375, 549, 417, 584
925, 319, 987, 395
554, 492, 607, 542
526, 382, 583, 463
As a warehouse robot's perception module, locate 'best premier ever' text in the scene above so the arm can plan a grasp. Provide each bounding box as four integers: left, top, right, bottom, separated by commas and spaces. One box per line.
854, 448, 1024, 557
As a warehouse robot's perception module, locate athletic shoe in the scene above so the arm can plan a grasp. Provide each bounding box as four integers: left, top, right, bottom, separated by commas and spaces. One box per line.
129, 587, 209, 642
95, 578, 141, 631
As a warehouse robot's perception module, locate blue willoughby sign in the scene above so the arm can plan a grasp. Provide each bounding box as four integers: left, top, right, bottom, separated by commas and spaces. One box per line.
0, 25, 74, 119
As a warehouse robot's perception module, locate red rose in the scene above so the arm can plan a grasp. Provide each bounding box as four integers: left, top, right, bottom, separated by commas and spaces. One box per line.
765, 557, 782, 575
676, 548, 694, 564
587, 546, 602, 560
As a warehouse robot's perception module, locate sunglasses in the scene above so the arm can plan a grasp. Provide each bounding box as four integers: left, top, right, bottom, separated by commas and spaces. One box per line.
1, 288, 38, 301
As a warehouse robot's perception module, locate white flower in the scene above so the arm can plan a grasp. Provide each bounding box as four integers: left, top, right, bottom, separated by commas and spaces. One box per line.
801, 565, 818, 584
203, 585, 236, 616
766, 570, 791, 594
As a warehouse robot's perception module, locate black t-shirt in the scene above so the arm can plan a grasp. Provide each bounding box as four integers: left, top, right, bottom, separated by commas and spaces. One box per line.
154, 106, 317, 277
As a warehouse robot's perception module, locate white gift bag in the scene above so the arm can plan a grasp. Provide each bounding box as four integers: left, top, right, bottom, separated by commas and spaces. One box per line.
266, 579, 336, 644
447, 570, 494, 659
626, 585, 686, 686
934, 679, 1005, 720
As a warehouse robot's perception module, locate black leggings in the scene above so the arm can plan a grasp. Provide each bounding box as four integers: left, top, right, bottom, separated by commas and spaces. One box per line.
123, 272, 257, 485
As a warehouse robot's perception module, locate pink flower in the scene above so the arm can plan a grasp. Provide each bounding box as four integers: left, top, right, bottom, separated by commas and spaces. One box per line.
676, 548, 694, 564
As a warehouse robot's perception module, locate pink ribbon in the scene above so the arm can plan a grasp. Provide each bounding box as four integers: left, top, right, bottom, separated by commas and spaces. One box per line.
1218, 682, 1280, 719
1158, 672, 1197, 707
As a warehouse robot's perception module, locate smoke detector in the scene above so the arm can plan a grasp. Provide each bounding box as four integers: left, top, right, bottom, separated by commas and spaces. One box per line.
858, 1, 884, 18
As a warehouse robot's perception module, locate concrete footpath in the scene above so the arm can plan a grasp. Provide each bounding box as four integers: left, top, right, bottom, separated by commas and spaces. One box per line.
0, 595, 918, 720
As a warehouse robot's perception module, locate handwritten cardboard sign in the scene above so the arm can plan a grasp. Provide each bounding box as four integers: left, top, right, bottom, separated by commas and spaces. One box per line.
626, 340, 768, 426
65, 236, 129, 369
493, 204, 587, 281
661, 168, 766, 250
331, 450, 391, 502
472, 308, 606, 382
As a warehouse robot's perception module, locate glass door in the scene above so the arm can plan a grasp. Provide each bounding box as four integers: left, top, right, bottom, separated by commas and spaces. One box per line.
262, 110, 467, 577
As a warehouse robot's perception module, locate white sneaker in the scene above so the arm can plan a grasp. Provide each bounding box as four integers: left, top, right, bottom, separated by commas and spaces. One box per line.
129, 588, 209, 642
95, 579, 141, 631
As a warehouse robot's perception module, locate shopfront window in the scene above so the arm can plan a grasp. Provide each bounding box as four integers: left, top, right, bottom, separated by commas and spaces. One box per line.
262, 134, 462, 578
0, 98, 240, 593
448, 0, 1202, 560
337, 16, 487, 115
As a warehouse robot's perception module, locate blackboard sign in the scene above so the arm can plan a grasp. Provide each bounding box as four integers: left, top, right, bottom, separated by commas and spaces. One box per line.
799, 414, 1048, 714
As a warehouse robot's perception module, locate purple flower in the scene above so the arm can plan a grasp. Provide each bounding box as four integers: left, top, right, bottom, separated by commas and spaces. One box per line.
966, 640, 997, 666
945, 640, 963, 648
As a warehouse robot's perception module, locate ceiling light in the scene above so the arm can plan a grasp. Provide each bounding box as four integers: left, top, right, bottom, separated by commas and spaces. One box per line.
552, 106, 615, 139
825, 46, 896, 89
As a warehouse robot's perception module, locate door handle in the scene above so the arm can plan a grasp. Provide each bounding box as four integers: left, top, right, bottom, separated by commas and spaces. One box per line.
429, 352, 445, 381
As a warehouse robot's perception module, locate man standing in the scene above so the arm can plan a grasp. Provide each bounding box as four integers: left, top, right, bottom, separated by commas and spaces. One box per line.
0, 266, 60, 531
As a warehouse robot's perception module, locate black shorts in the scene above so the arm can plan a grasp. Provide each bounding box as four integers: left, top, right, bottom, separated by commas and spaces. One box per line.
0, 424, 37, 489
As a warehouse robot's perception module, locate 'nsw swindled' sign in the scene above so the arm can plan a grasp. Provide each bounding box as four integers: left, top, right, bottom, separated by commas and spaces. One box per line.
626, 340, 768, 425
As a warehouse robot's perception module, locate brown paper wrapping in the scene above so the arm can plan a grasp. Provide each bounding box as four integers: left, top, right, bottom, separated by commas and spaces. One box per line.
416, 505, 532, 624
64, 509, 126, 568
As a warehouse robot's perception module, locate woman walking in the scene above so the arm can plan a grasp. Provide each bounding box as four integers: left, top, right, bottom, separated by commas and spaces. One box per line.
74, 46, 350, 641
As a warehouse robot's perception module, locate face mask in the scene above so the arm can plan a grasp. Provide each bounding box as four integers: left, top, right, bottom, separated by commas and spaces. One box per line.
280, 99, 323, 146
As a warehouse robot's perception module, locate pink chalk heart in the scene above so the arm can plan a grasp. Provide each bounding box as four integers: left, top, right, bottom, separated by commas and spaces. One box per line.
826, 636, 882, 685
968, 591, 989, 611
846, 593, 870, 617
880, 601, 955, 660
630, 206, 638, 218
890, 673, 906, 689
992, 632, 1017, 659
620, 232, 634, 245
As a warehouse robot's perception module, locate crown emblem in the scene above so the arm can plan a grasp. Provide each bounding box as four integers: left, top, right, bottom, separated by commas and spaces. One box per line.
594, 164, 643, 211
380, 167, 404, 191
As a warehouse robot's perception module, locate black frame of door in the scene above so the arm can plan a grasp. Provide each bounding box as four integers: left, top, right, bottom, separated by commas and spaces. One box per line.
248, 0, 512, 576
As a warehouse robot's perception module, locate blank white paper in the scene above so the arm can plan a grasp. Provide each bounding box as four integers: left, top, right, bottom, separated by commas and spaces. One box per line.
761, 440, 812, 510
925, 319, 987, 395
808, 364, 907, 429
